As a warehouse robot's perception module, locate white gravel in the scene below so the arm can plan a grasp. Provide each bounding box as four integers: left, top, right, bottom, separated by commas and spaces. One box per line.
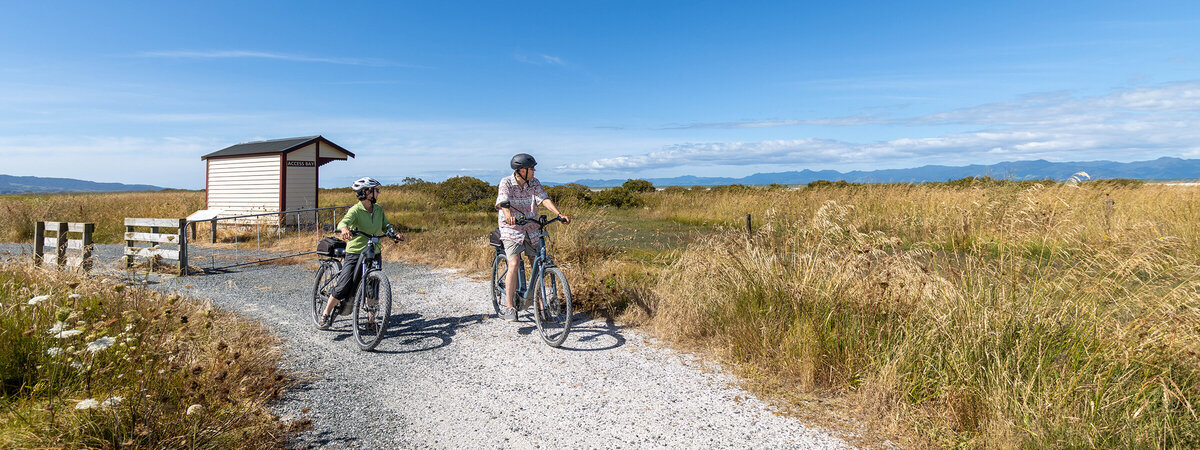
2, 244, 852, 449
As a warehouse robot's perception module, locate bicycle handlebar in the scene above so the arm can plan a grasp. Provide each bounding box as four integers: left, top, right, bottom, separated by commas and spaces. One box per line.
348, 229, 402, 241
515, 215, 568, 228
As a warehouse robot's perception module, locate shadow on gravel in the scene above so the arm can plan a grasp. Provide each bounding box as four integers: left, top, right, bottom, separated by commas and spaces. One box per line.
366, 312, 488, 354
517, 316, 627, 351
299, 429, 360, 448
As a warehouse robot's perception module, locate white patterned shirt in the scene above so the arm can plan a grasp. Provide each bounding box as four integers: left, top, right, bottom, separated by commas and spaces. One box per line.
495, 175, 548, 243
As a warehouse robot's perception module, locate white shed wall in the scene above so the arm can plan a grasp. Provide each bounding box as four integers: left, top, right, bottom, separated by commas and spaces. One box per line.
207, 154, 281, 216
285, 145, 317, 211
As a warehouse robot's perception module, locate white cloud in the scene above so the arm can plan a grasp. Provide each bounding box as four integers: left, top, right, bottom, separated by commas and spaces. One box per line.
560, 81, 1200, 173
514, 52, 566, 66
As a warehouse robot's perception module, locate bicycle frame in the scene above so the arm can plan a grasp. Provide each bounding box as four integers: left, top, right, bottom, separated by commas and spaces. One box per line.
498, 217, 560, 310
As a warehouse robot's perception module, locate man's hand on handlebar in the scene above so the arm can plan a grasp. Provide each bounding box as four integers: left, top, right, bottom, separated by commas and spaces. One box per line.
558, 214, 571, 225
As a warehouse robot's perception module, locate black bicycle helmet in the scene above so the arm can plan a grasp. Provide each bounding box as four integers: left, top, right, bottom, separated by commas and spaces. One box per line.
510, 153, 537, 170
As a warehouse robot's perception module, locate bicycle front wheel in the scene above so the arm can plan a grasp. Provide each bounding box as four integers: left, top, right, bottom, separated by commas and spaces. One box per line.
312, 260, 340, 327
533, 267, 572, 347
490, 252, 507, 316
353, 271, 392, 351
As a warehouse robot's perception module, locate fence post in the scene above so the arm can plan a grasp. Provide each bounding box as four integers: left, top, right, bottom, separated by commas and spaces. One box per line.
211, 219, 217, 244
125, 222, 135, 268
746, 214, 752, 235
55, 222, 68, 267
81, 223, 94, 272
34, 221, 45, 266
178, 219, 187, 275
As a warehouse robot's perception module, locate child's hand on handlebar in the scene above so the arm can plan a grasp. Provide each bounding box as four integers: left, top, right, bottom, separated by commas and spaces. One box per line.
340, 227, 352, 241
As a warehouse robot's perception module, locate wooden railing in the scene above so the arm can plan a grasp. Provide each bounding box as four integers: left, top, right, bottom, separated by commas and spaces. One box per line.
124, 218, 187, 275
34, 221, 95, 271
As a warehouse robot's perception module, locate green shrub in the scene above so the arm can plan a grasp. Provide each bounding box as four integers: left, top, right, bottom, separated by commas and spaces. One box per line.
622, 179, 656, 193
435, 176, 493, 211
661, 186, 687, 194
588, 187, 643, 208
546, 183, 591, 205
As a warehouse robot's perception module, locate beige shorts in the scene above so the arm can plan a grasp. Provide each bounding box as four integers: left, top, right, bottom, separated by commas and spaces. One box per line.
503, 238, 538, 260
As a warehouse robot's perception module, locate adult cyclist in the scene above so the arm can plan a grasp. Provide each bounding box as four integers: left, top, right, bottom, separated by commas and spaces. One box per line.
495, 153, 570, 321
318, 177, 401, 330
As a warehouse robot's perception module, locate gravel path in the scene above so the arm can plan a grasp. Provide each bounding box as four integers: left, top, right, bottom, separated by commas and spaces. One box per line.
2, 244, 852, 449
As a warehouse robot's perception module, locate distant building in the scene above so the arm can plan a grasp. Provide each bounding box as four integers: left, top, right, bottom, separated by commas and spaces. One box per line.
201, 136, 353, 222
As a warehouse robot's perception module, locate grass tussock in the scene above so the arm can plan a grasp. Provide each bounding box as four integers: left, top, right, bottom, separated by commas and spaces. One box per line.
0, 262, 292, 448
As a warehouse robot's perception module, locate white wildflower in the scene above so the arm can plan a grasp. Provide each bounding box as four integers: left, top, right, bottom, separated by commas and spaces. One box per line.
68, 293, 82, 300
70, 361, 83, 370
46, 322, 65, 335
28, 295, 50, 305
186, 404, 204, 416
125, 323, 135, 332
86, 337, 115, 353
46, 347, 62, 357
101, 396, 123, 407
75, 398, 99, 410
52, 329, 83, 339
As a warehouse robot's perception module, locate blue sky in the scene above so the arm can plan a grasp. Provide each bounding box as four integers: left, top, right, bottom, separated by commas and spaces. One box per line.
2, 1, 1199, 188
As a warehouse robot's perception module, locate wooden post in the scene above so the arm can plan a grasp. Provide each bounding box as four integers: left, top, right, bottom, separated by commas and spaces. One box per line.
746, 214, 752, 235
34, 221, 45, 266
55, 222, 68, 267
191, 222, 197, 240
125, 222, 135, 268
211, 219, 217, 243
81, 223, 94, 272
177, 218, 187, 275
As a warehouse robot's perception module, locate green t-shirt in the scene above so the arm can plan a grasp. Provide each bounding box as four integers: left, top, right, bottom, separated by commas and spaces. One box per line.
337, 202, 392, 254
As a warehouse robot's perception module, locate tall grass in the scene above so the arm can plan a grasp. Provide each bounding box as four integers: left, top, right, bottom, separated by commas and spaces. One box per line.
650, 186, 1200, 447
0, 263, 291, 448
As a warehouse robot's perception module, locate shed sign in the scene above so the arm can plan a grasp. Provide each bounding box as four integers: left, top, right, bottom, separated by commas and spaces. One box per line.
287, 161, 315, 167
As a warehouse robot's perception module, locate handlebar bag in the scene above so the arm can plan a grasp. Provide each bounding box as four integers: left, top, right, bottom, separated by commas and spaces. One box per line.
317, 237, 347, 256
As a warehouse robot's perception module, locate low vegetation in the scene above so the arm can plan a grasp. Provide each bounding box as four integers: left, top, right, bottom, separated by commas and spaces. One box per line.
0, 262, 291, 448
2, 177, 1198, 447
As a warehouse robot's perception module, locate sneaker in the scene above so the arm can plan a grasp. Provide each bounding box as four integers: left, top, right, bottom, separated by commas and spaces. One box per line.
318, 314, 333, 330
500, 307, 517, 322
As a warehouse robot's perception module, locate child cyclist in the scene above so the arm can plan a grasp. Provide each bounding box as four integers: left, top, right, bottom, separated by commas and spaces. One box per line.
495, 153, 570, 321
318, 176, 401, 330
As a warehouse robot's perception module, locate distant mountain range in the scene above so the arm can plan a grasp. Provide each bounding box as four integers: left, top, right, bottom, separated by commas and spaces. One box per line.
0, 174, 165, 194
567, 157, 1200, 187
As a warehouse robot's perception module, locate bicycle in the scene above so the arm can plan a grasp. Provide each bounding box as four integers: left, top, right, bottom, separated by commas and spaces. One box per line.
489, 214, 573, 347
312, 229, 397, 351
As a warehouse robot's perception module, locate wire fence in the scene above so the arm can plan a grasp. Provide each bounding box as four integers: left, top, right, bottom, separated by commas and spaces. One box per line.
181, 205, 351, 275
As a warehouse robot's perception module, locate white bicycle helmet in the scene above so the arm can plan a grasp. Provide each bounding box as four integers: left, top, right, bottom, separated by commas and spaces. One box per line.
352, 177, 382, 199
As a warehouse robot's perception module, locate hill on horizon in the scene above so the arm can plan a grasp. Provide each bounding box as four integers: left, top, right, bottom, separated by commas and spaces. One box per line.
0, 174, 167, 194
566, 156, 1200, 187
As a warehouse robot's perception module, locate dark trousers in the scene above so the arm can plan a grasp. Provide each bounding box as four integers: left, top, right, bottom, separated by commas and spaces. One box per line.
332, 252, 382, 300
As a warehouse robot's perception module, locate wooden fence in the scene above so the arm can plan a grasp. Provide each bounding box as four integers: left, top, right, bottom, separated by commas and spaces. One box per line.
124, 218, 187, 275
34, 221, 95, 271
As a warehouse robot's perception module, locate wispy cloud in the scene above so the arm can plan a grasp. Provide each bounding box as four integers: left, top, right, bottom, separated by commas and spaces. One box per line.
135, 50, 430, 68
561, 81, 1200, 173
513, 52, 566, 66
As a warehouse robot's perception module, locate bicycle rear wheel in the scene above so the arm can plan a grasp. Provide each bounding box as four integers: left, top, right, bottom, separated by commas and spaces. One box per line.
533, 267, 572, 347
490, 252, 507, 315
312, 260, 340, 327
353, 271, 392, 351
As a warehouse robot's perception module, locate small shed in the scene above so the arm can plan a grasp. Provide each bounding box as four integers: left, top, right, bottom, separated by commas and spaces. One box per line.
201, 136, 354, 220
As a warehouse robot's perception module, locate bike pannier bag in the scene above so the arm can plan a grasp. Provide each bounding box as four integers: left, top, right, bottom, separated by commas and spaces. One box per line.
489, 228, 503, 249
317, 237, 346, 256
